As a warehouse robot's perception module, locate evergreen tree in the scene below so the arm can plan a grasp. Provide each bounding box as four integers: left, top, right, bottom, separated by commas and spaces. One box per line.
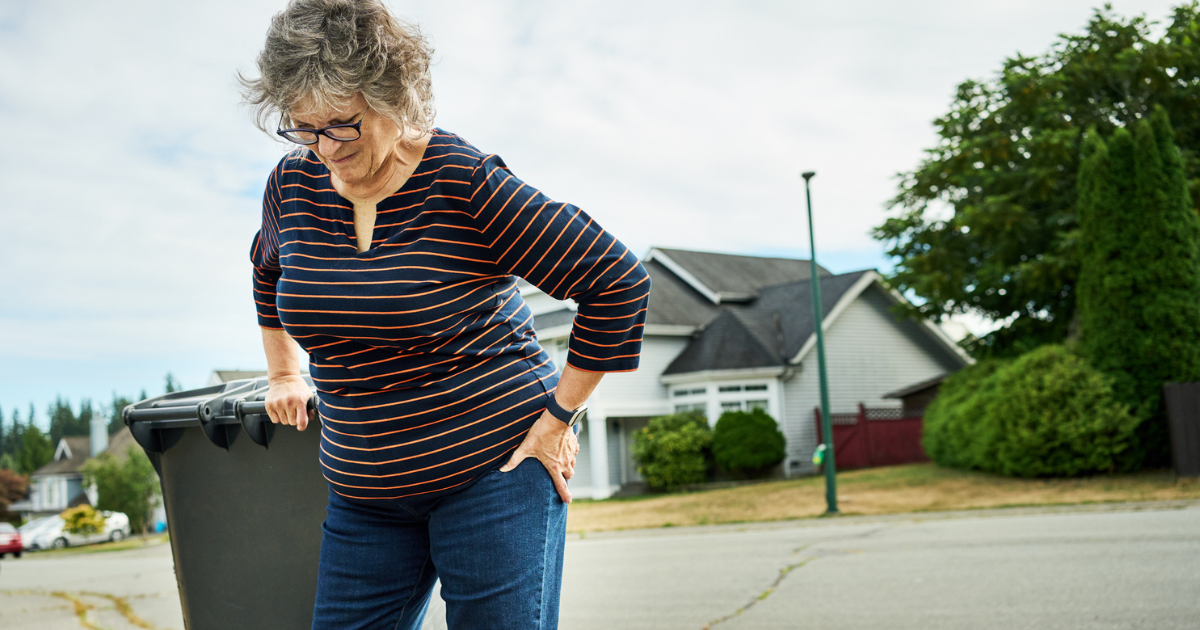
17, 424, 53, 475
1077, 107, 1200, 467
48, 395, 87, 444
164, 373, 181, 394
5, 408, 21, 464
0, 406, 6, 463
108, 393, 134, 436
1078, 128, 1142, 414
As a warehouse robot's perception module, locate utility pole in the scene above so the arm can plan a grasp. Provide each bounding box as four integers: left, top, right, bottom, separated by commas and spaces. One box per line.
801, 171, 838, 514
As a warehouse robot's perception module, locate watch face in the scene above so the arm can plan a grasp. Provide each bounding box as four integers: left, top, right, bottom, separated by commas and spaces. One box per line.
569, 406, 588, 426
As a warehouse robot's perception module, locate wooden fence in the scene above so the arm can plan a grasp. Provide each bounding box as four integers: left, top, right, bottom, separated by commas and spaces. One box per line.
813, 403, 928, 470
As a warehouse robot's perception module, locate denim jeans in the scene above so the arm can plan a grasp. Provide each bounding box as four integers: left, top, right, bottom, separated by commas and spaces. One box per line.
310, 458, 568, 630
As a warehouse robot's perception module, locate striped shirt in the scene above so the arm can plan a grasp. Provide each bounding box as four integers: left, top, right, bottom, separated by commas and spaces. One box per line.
250, 130, 650, 502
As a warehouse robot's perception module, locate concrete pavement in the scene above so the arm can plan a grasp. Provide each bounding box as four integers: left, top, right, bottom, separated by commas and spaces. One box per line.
2, 502, 1197, 629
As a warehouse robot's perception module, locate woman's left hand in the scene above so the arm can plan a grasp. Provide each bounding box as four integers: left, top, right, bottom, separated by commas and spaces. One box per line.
500, 410, 580, 503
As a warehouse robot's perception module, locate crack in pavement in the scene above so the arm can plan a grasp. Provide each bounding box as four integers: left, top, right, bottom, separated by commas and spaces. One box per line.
1, 589, 166, 630
703, 526, 889, 629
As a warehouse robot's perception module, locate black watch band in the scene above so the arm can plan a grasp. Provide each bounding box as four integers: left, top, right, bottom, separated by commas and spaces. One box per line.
545, 395, 585, 426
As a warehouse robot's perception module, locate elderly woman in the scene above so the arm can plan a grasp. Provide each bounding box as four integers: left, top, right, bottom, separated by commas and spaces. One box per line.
239, 1, 649, 629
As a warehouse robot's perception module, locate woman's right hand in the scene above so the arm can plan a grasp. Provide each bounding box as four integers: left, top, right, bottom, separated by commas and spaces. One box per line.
265, 374, 314, 431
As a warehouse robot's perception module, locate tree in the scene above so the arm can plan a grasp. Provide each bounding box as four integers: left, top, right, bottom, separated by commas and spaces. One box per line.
82, 446, 161, 536
0, 469, 28, 525
16, 424, 53, 475
874, 4, 1200, 358
1077, 109, 1200, 466
48, 395, 88, 444
108, 393, 135, 436
164, 373, 181, 394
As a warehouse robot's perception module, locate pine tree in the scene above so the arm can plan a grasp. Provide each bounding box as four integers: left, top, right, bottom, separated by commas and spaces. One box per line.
48, 395, 87, 444
108, 393, 134, 436
17, 424, 53, 475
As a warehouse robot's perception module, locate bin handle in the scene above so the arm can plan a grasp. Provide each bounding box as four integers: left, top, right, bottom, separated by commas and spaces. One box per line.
236, 395, 318, 449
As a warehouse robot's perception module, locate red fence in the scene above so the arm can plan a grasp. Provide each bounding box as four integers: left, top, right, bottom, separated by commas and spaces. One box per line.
813, 404, 928, 470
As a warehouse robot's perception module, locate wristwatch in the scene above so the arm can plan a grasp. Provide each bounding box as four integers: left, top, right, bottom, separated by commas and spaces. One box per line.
545, 395, 588, 427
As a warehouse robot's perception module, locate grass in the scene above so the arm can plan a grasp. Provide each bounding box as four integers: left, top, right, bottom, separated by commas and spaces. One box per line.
566, 463, 1200, 533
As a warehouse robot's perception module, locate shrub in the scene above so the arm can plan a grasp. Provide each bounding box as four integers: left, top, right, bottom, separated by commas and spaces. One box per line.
711, 408, 786, 478
631, 411, 712, 491
923, 345, 1139, 477
921, 358, 1010, 470
61, 505, 106, 536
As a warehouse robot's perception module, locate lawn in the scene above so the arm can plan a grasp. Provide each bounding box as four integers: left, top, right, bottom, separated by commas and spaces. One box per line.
565, 463, 1200, 533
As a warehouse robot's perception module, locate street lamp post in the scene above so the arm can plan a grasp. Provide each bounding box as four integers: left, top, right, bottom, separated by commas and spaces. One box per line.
801, 171, 838, 514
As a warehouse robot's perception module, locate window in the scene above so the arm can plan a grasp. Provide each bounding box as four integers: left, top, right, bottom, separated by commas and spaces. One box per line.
721, 401, 743, 411
718, 385, 742, 393
675, 403, 706, 415
745, 384, 768, 392
675, 387, 705, 397
747, 399, 769, 411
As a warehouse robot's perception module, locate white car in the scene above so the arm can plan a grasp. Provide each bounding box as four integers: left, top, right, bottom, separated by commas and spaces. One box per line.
18, 516, 61, 551
26, 511, 132, 550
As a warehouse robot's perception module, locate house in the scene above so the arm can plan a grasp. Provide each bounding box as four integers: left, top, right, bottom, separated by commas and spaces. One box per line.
11, 420, 141, 520
208, 370, 268, 386
527, 247, 972, 499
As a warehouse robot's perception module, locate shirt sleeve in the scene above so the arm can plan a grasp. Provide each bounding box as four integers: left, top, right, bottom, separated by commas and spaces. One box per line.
249, 163, 285, 330
469, 153, 651, 373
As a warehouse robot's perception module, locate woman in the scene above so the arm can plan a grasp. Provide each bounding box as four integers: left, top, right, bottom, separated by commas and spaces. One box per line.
239, 1, 649, 629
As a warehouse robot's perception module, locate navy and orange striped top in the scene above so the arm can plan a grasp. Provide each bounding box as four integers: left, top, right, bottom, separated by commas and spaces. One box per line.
250, 130, 650, 502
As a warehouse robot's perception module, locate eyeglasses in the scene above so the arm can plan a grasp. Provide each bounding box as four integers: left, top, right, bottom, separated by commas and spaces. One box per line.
276, 111, 366, 145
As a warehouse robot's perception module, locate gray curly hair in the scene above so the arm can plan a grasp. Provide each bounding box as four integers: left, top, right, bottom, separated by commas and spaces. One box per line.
239, 0, 435, 138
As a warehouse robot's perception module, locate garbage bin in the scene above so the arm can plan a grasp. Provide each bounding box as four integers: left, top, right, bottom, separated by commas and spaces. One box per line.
1163, 382, 1200, 478
125, 377, 325, 630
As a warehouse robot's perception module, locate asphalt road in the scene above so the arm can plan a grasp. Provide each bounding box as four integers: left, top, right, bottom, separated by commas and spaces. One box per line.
2, 502, 1197, 630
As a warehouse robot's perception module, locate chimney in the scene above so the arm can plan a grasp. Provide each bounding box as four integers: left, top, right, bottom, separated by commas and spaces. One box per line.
90, 414, 108, 458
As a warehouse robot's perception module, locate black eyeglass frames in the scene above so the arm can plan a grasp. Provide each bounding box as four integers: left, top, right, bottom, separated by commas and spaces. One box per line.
276, 111, 366, 145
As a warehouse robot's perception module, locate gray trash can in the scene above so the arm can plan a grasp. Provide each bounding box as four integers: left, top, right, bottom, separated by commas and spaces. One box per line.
125, 377, 325, 630
1163, 382, 1200, 478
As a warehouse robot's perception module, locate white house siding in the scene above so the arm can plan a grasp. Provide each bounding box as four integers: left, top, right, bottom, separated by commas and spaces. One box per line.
593, 336, 688, 410
782, 285, 964, 475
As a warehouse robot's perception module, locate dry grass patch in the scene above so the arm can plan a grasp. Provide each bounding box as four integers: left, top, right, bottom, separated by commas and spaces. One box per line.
566, 464, 1200, 533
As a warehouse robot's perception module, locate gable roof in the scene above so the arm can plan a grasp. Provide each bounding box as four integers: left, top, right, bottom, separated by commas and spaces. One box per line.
664, 270, 872, 375
661, 310, 782, 374
34, 436, 92, 476
647, 248, 829, 304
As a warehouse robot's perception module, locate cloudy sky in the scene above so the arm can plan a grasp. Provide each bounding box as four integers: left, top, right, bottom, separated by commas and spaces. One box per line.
0, 0, 1181, 425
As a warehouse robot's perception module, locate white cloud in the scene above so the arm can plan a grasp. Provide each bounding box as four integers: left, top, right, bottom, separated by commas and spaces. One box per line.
0, 0, 1181, 411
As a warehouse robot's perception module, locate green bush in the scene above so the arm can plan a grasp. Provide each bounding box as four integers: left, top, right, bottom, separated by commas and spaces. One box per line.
923, 345, 1139, 477
711, 408, 786, 478
921, 358, 1010, 470
631, 411, 712, 491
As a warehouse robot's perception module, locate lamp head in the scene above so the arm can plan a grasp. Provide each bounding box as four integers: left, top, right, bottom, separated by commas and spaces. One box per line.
801, 171, 816, 181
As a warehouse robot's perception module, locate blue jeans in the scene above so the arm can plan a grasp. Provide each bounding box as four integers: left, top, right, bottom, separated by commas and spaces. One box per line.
311, 459, 568, 630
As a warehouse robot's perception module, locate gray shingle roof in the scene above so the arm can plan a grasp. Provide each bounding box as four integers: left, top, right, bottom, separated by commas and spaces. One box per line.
663, 270, 872, 375
33, 436, 92, 476
655, 248, 830, 302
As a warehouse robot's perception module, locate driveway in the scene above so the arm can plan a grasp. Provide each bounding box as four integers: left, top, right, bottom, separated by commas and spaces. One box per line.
2, 502, 1197, 629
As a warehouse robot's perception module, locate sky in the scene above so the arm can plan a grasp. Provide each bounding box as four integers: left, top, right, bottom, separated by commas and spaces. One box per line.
0, 0, 1183, 427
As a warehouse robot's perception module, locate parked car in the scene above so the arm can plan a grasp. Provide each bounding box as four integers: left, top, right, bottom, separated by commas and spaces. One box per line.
19, 516, 60, 551
25, 512, 132, 550
0, 523, 21, 558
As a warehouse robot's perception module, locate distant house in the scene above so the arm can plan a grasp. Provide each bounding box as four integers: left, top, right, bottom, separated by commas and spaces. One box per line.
526, 247, 972, 499
11, 424, 138, 519
208, 370, 268, 386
